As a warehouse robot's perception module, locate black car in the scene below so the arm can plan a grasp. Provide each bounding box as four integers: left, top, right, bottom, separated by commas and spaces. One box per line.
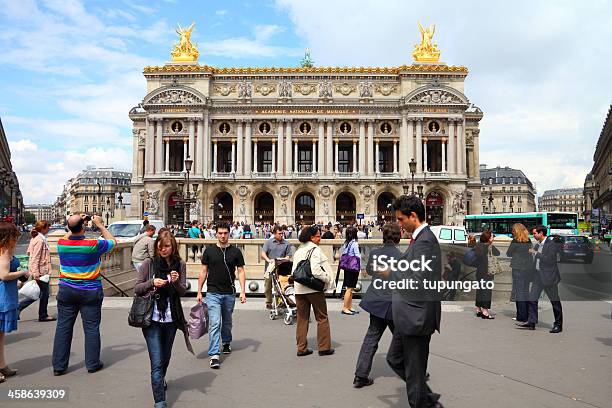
558, 235, 594, 264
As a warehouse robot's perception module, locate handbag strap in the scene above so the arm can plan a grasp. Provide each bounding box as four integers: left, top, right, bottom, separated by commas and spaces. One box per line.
306, 247, 316, 260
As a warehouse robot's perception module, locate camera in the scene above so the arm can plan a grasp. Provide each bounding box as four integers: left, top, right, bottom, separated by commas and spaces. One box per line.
84, 215, 92, 222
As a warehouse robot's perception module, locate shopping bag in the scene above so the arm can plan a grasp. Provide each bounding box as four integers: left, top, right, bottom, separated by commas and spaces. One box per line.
188, 302, 209, 339
18, 280, 40, 302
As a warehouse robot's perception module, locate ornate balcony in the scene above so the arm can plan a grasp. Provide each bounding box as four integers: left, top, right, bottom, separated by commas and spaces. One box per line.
251, 172, 276, 180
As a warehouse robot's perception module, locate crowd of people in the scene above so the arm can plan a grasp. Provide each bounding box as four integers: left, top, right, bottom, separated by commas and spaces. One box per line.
0, 195, 567, 408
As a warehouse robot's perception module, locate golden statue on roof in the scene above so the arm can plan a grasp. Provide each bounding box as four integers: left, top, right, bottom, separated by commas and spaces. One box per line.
171, 22, 199, 62
412, 22, 441, 63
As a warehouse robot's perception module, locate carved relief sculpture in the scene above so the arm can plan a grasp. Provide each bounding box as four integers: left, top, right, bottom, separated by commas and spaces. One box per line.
408, 90, 463, 104
254, 83, 277, 96
359, 81, 373, 98
213, 84, 236, 96
237, 81, 252, 98
294, 83, 316, 96
278, 81, 292, 98
374, 83, 399, 96
318, 81, 333, 98
145, 190, 160, 215
150, 90, 201, 104
334, 83, 357, 96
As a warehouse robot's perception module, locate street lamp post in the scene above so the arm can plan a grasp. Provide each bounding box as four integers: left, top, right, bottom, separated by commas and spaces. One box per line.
409, 158, 417, 195
488, 192, 494, 214
177, 157, 197, 236
105, 197, 111, 226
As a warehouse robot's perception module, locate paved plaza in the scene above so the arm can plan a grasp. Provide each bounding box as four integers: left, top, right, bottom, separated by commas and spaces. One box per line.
5, 297, 611, 408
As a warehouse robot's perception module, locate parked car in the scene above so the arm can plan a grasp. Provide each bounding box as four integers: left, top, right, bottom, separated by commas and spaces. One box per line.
558, 235, 594, 264
430, 225, 468, 245
107, 219, 165, 242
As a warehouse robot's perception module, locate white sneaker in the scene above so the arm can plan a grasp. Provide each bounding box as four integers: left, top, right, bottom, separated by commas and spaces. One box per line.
209, 356, 220, 369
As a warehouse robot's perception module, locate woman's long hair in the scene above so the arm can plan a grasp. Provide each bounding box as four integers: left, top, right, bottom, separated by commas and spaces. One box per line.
154, 230, 181, 263
0, 222, 20, 254
511, 223, 530, 243
344, 226, 358, 246
31, 220, 50, 238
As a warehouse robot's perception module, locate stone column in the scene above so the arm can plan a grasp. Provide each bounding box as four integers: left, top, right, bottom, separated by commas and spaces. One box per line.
312, 140, 317, 173
334, 139, 339, 173
132, 130, 140, 179
326, 120, 333, 175
285, 119, 293, 174
188, 119, 195, 160
367, 120, 374, 175
203, 116, 210, 177
155, 120, 163, 174
293, 140, 298, 174
318, 120, 325, 174
415, 118, 423, 174
393, 140, 398, 174
442, 138, 447, 172
195, 119, 203, 176
231, 139, 236, 174
164, 140, 170, 172
448, 119, 456, 174
146, 119, 154, 175
236, 120, 243, 175
271, 140, 276, 173
253, 139, 258, 174
277, 120, 284, 175
423, 138, 428, 173
375, 139, 380, 174
457, 120, 464, 175
359, 120, 366, 174
407, 119, 414, 164
212, 141, 218, 174
245, 120, 252, 176
400, 116, 407, 177
352, 139, 358, 173
182, 139, 188, 172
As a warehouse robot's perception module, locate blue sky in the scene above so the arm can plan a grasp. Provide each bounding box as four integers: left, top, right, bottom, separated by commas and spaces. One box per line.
1, 0, 611, 204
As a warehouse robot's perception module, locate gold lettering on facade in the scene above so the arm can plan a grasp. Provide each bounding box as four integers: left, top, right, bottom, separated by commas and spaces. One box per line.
253, 108, 359, 115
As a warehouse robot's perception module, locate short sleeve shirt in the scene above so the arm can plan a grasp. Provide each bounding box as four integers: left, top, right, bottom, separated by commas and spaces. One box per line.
202, 245, 245, 294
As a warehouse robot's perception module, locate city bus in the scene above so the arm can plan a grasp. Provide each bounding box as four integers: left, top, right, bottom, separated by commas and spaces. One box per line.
464, 212, 580, 237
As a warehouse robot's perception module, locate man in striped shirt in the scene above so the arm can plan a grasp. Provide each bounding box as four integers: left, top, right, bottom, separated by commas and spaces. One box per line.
52, 214, 116, 376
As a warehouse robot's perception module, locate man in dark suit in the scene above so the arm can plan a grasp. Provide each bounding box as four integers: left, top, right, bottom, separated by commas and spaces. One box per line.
386, 195, 443, 408
353, 223, 403, 388
517, 225, 563, 333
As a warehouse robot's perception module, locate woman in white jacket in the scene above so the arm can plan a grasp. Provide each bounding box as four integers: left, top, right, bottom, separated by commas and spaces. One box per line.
292, 225, 334, 357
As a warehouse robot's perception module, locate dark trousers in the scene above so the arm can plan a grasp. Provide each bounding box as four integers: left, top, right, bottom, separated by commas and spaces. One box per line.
295, 292, 331, 353
18, 279, 50, 319
143, 322, 178, 404
512, 268, 530, 322
355, 314, 394, 378
527, 276, 563, 326
52, 285, 103, 372
387, 333, 436, 408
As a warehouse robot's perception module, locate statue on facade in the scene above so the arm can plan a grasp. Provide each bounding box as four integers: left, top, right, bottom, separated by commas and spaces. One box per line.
238, 82, 252, 98
323, 201, 329, 215
319, 81, 333, 98
412, 22, 441, 62
452, 191, 465, 214
239, 202, 246, 215
278, 81, 292, 98
145, 190, 160, 215
281, 202, 288, 215
171, 22, 199, 62
359, 81, 373, 98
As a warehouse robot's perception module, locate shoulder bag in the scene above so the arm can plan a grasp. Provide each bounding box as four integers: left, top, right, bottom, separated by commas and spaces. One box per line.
292, 247, 325, 292
339, 242, 360, 272
128, 262, 157, 328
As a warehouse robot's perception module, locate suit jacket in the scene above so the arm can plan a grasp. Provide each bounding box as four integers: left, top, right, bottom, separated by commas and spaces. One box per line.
391, 226, 442, 336
360, 243, 403, 320
533, 238, 561, 286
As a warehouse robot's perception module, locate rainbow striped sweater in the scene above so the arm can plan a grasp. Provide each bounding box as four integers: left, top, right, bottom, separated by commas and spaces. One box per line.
57, 235, 117, 290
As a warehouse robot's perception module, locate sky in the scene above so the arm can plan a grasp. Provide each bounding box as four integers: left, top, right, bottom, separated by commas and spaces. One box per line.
1, 0, 610, 205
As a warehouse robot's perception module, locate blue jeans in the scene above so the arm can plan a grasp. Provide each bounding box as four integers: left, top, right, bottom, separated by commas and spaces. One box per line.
142, 322, 177, 405
18, 279, 50, 319
206, 293, 235, 356
52, 285, 104, 372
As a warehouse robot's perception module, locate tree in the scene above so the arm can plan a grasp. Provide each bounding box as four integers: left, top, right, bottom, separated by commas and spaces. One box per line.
24, 211, 36, 224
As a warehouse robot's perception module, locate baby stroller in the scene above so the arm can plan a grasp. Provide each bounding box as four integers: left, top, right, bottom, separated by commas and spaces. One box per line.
269, 258, 297, 325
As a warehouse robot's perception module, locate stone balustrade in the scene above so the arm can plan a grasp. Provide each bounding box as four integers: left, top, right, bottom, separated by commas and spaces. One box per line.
43, 234, 514, 300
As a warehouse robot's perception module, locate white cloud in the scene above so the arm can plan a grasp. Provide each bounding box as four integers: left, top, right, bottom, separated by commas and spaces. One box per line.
9, 139, 38, 153
275, 0, 612, 193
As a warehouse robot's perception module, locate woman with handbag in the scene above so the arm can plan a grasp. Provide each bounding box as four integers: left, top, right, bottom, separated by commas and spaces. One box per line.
292, 225, 334, 357
506, 223, 533, 323
338, 227, 361, 315
474, 230, 500, 319
0, 222, 29, 383
134, 230, 190, 408
18, 220, 55, 322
